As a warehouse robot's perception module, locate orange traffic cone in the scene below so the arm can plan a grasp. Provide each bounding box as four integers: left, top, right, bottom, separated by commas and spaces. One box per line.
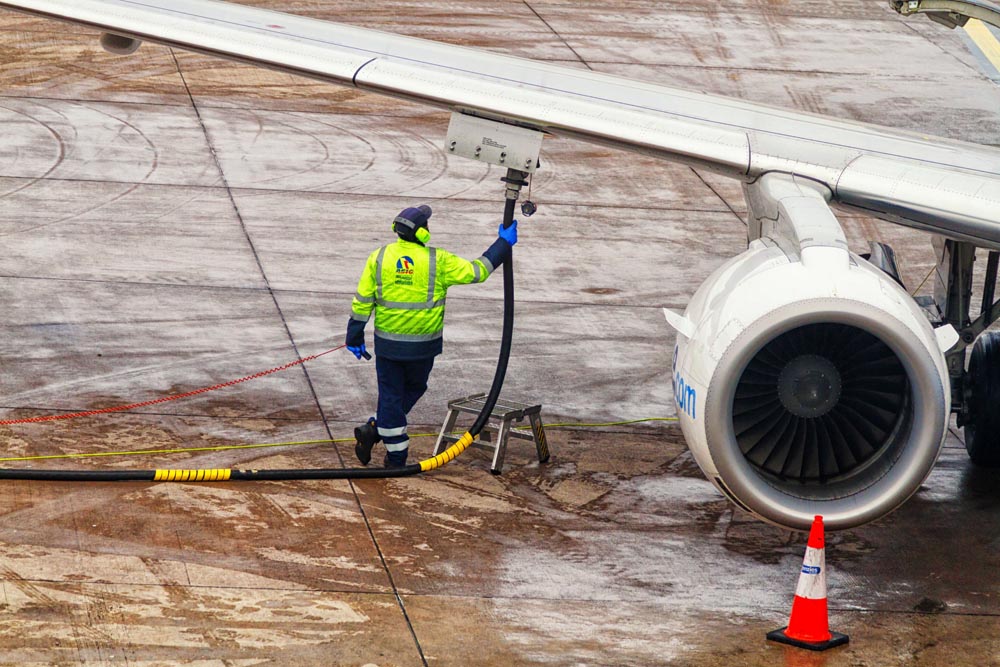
767, 515, 849, 651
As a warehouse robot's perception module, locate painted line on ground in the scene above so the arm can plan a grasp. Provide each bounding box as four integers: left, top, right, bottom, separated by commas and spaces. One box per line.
965, 18, 1000, 76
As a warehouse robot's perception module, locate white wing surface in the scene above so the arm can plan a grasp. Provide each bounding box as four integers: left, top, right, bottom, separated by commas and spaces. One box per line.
3, 0, 1000, 245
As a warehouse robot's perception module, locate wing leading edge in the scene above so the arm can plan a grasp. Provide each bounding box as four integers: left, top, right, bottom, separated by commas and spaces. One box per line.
3, 0, 1000, 245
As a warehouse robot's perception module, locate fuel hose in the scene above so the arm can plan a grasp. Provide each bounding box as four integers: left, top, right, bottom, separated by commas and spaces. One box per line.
0, 170, 528, 483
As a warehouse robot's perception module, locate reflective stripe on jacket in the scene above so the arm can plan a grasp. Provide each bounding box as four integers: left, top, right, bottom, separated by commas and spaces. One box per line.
351, 239, 495, 345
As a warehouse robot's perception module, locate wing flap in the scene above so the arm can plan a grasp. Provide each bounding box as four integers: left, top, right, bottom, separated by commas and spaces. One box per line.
2, 0, 1000, 245
837, 155, 1000, 245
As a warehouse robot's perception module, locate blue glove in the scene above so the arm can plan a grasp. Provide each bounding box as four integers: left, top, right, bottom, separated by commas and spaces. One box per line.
498, 219, 518, 246
347, 344, 369, 360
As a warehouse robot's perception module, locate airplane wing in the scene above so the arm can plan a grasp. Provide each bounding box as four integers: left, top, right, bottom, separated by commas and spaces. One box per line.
2, 0, 1000, 246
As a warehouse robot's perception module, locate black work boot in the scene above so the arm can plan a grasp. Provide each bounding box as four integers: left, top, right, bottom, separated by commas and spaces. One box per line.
383, 450, 408, 469
354, 417, 380, 465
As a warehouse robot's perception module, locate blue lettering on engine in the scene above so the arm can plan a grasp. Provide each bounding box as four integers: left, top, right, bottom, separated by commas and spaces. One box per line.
673, 370, 697, 420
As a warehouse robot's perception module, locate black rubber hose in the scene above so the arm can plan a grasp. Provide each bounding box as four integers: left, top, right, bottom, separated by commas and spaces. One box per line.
470, 196, 517, 437
0, 466, 424, 481
0, 195, 518, 482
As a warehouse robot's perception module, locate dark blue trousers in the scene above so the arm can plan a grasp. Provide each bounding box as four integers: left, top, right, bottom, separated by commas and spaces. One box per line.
375, 355, 435, 465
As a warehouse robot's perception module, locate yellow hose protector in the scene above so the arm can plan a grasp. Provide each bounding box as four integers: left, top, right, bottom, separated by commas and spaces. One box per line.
154, 468, 232, 482
419, 431, 475, 472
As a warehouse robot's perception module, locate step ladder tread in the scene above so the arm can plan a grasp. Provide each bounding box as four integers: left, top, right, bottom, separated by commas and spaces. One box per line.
434, 393, 549, 474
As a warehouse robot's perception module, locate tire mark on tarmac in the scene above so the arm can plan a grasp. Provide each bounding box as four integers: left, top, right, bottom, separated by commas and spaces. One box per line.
0, 99, 67, 200
228, 109, 336, 189
284, 111, 380, 192
0, 102, 160, 237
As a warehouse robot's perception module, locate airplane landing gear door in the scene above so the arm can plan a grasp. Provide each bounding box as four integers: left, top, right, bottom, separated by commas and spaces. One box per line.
932, 237, 1000, 463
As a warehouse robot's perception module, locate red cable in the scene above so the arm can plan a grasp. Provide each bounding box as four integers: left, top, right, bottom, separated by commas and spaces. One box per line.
0, 345, 345, 425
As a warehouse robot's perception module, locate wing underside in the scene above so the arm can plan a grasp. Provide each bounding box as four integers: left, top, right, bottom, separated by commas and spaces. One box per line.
2, 0, 1000, 245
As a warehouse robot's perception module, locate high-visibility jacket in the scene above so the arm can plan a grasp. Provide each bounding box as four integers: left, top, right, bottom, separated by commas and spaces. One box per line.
350, 238, 506, 359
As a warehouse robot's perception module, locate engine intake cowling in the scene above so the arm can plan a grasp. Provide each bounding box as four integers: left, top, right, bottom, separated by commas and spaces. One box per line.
671, 241, 950, 531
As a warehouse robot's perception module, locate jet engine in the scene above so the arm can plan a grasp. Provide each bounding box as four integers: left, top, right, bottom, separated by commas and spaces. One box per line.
666, 175, 954, 531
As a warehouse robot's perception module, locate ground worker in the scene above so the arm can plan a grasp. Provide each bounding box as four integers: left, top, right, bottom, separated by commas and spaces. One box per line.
346, 204, 518, 468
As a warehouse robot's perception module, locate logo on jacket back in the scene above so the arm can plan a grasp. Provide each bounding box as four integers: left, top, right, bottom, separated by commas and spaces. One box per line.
395, 256, 415, 285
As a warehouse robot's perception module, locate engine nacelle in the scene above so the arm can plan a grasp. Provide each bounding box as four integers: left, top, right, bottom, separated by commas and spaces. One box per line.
667, 175, 953, 531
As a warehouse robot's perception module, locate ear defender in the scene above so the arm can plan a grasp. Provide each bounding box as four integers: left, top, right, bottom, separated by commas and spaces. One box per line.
392, 205, 432, 244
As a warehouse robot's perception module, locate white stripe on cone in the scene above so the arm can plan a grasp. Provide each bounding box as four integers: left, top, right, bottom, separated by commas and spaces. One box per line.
794, 546, 826, 600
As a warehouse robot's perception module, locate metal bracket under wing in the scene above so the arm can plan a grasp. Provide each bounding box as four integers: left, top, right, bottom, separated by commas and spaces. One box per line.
743, 173, 847, 266
446, 113, 543, 172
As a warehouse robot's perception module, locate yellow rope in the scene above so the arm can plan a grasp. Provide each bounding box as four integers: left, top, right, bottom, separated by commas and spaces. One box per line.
909, 243, 945, 297
909, 264, 937, 296
0, 417, 678, 462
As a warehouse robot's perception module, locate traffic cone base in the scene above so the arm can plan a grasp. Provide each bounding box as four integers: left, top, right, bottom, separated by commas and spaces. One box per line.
766, 627, 849, 652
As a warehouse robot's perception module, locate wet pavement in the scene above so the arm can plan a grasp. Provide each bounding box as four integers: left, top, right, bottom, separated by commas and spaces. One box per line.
1, 1, 1000, 665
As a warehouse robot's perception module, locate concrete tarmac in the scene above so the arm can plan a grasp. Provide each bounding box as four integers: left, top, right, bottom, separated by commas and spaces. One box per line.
0, 1, 999, 665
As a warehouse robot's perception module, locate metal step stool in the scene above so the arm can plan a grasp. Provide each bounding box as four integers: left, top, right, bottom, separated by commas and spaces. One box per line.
433, 393, 550, 474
